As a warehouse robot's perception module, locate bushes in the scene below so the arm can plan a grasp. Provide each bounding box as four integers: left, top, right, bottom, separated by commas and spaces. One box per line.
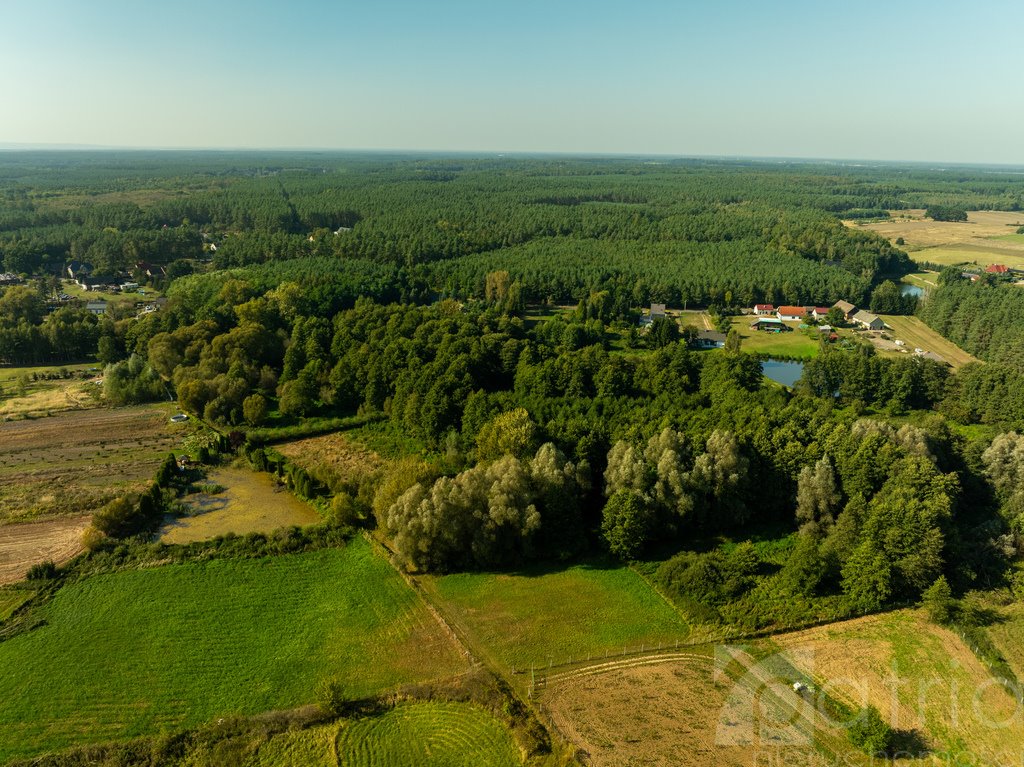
847, 705, 894, 755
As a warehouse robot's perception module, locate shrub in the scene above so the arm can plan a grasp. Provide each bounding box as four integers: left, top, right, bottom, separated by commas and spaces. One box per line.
921, 575, 954, 624
25, 560, 58, 581
847, 704, 894, 755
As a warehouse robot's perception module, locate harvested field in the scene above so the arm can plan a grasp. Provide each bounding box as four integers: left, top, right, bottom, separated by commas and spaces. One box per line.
876, 315, 979, 369
852, 210, 1024, 249
0, 515, 90, 585
275, 431, 384, 490
160, 466, 322, 544
775, 610, 1024, 765
541, 649, 857, 767
0, 405, 182, 524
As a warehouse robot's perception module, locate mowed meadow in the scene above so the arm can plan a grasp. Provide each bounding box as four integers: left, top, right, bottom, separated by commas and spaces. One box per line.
245, 702, 523, 767
421, 562, 691, 674
0, 538, 469, 762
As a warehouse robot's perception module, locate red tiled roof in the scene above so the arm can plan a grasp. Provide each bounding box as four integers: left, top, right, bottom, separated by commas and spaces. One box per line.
986, 264, 1008, 273
777, 305, 806, 316
754, 304, 774, 311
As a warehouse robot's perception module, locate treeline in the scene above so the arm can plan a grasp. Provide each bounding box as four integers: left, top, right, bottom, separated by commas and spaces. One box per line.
918, 281, 1024, 369
0, 285, 102, 364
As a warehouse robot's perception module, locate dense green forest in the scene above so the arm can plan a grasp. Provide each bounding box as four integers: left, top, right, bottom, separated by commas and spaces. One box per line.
5, 153, 1024, 631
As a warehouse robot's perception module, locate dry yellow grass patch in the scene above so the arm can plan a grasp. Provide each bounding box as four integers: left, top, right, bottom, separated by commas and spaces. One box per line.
776, 610, 1024, 765
852, 210, 1024, 250
276, 431, 384, 488
542, 651, 859, 767
877, 315, 979, 369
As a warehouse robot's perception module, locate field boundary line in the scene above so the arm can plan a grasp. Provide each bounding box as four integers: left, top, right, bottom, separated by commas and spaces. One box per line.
362, 532, 479, 667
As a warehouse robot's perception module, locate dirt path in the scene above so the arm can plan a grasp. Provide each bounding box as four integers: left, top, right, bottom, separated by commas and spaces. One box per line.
0, 515, 90, 584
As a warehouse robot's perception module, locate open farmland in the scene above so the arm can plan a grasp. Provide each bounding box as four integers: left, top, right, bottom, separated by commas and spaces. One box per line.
248, 702, 523, 767
421, 562, 690, 675
877, 315, 979, 368
775, 610, 1024, 765
0, 538, 469, 762
0, 515, 91, 585
160, 466, 322, 544
851, 210, 1024, 269
0, 405, 182, 524
275, 430, 384, 489
541, 648, 862, 767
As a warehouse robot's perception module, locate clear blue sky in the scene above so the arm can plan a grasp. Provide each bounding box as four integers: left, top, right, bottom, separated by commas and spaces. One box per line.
2, 0, 1022, 163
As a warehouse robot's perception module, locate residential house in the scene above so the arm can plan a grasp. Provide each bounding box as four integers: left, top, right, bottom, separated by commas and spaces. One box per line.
86, 299, 108, 316
811, 307, 832, 320
852, 310, 884, 331
66, 260, 93, 280
640, 302, 668, 327
776, 306, 806, 321
693, 330, 727, 349
986, 264, 1009, 274
833, 300, 857, 320
753, 303, 775, 316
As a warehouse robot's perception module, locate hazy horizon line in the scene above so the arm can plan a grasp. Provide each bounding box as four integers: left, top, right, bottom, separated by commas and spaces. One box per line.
1, 142, 1024, 170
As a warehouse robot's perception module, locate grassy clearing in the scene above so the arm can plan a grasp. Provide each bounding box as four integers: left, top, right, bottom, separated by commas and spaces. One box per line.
728, 317, 823, 357
878, 315, 979, 368
0, 538, 468, 762
775, 610, 1024, 764
421, 561, 689, 674
0, 587, 35, 622
248, 702, 522, 767
0, 363, 101, 419
160, 466, 322, 544
0, 405, 184, 524
61, 280, 161, 307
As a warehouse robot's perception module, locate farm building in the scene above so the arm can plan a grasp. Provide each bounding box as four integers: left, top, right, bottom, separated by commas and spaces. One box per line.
693, 330, 727, 349
986, 264, 1009, 274
753, 303, 775, 315
776, 306, 807, 321
750, 317, 787, 332
811, 307, 831, 320
833, 300, 857, 320
639, 302, 667, 327
852, 310, 884, 331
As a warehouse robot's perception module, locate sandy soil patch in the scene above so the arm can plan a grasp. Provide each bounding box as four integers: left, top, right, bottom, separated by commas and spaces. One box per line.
160, 467, 322, 544
0, 515, 90, 585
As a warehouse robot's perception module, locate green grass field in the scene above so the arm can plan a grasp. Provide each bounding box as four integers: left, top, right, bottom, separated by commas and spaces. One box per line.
421, 561, 689, 673
0, 587, 34, 622
0, 539, 467, 762
247, 702, 522, 767
729, 317, 822, 357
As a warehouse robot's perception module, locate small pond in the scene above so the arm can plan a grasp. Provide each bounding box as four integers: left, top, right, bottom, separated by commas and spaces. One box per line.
761, 359, 805, 388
